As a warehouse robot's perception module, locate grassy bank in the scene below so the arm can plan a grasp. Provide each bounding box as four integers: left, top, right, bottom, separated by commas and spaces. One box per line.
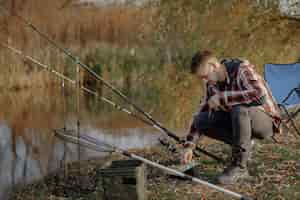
9, 134, 300, 200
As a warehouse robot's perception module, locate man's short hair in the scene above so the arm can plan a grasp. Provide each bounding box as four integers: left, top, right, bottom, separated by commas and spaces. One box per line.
190, 50, 214, 74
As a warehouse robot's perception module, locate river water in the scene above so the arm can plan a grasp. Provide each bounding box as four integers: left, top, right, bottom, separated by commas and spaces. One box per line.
0, 89, 162, 199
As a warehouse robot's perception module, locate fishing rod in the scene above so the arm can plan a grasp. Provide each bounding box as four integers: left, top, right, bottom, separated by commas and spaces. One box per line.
0, 7, 226, 164
0, 42, 224, 163
54, 130, 253, 200
0, 43, 159, 128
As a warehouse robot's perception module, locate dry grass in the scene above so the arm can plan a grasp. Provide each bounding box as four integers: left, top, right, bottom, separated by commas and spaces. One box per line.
0, 0, 148, 90
0, 0, 299, 128
2, 0, 146, 47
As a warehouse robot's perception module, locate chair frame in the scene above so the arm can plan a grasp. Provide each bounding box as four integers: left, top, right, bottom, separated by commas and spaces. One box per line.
264, 64, 300, 137
278, 86, 300, 136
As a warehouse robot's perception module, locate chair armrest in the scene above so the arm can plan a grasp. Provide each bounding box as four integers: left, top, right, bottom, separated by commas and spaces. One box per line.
282, 87, 300, 104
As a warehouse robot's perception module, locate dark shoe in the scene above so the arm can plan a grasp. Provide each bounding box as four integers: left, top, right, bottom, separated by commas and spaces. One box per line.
217, 165, 249, 185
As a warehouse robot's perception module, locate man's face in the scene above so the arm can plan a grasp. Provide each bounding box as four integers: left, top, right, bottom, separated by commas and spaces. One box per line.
195, 59, 219, 83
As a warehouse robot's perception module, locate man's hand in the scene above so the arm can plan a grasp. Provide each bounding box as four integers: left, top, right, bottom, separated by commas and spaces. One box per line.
208, 94, 221, 110
181, 142, 196, 165
181, 148, 193, 164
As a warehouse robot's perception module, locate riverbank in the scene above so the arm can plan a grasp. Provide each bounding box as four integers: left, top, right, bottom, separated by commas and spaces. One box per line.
9, 134, 300, 200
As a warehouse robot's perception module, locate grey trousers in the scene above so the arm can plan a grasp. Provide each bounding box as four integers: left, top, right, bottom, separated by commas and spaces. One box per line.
189, 106, 274, 166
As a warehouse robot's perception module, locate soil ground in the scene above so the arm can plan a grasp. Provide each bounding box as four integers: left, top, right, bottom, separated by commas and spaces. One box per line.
9, 133, 300, 200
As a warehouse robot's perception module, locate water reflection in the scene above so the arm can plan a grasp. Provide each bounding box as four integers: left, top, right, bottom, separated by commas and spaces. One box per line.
0, 89, 161, 199
0, 122, 161, 199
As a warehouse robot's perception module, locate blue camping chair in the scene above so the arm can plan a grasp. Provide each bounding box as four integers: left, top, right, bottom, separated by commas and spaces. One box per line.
264, 63, 300, 136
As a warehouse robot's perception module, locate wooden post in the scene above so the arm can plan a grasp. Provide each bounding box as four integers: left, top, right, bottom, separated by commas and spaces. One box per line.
61, 79, 69, 177
76, 61, 81, 173
97, 160, 147, 200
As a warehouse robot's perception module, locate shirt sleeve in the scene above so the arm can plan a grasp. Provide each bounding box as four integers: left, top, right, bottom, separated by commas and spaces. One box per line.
220, 66, 265, 106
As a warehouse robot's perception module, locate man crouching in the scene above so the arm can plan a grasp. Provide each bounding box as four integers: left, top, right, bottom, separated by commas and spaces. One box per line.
182, 50, 281, 185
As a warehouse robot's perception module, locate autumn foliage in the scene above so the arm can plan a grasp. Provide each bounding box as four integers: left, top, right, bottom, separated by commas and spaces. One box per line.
1, 0, 147, 48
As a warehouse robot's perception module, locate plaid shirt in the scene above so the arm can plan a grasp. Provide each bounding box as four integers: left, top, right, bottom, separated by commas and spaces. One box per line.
189, 59, 281, 140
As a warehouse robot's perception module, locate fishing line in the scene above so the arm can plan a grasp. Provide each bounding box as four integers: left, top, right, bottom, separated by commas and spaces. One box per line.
54, 130, 115, 153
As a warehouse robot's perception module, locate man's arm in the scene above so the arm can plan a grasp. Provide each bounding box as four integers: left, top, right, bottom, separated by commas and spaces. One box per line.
219, 66, 266, 107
